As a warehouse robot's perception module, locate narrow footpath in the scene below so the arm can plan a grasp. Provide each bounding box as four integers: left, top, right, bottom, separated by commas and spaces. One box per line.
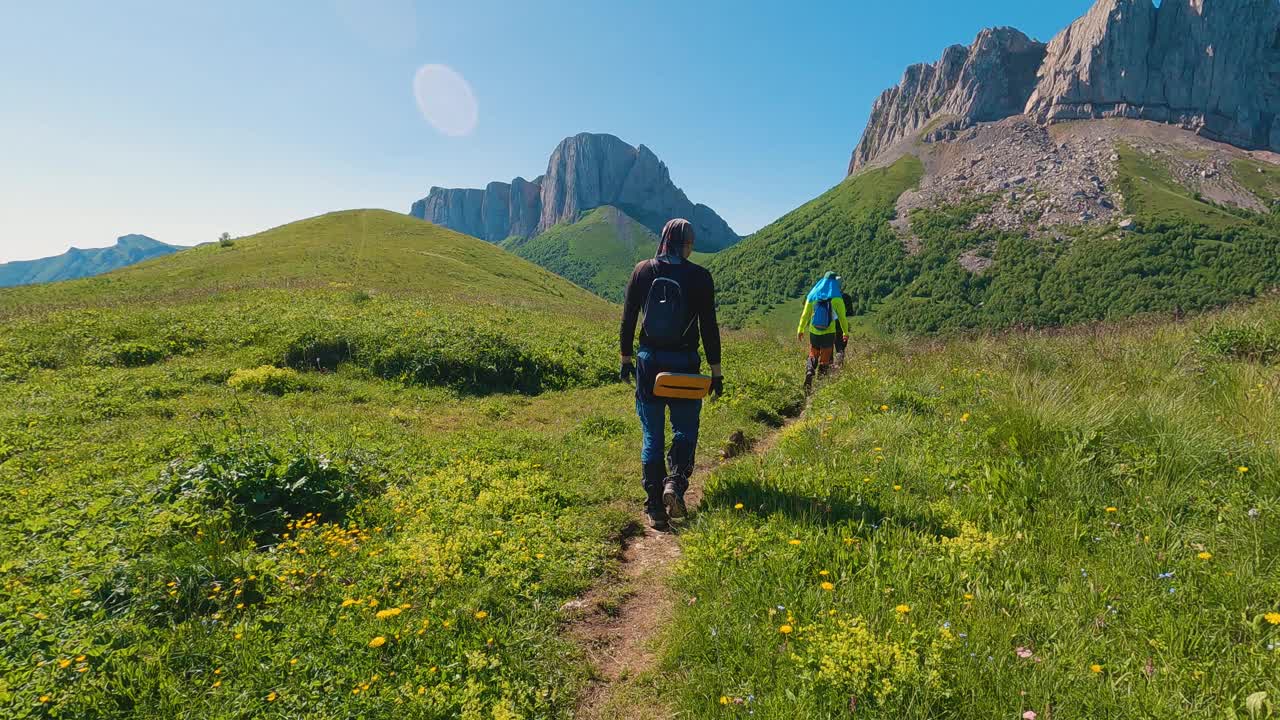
566, 400, 809, 719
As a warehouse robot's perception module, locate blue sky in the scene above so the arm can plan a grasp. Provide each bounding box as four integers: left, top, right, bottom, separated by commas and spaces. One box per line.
0, 0, 1095, 263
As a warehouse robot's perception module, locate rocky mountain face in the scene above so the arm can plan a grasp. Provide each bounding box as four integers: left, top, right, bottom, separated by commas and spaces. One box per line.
848, 28, 1047, 174
0, 234, 178, 288
411, 133, 740, 252
849, 0, 1280, 174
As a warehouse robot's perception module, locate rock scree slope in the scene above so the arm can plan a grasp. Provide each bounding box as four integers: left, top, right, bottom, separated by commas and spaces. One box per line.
849, 0, 1280, 174
410, 133, 741, 251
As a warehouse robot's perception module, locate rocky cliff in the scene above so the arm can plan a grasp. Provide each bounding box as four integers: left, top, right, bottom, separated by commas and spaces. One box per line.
849, 0, 1280, 174
1026, 0, 1280, 152
847, 28, 1047, 174
411, 133, 740, 251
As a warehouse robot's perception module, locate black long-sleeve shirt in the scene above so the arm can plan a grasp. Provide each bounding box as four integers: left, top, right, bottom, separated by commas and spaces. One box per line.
620, 258, 721, 365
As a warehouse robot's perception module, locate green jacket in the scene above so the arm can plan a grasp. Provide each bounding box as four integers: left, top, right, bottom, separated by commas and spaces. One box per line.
797, 296, 849, 336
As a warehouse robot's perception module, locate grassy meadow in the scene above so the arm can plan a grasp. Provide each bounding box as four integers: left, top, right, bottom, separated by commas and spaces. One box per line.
0, 211, 803, 718
662, 301, 1280, 718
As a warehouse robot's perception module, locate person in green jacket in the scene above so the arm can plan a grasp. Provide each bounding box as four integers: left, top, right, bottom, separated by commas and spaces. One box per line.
796, 271, 849, 390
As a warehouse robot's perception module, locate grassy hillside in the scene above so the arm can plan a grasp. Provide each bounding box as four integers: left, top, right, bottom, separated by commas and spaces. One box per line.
663, 301, 1280, 718
707, 156, 924, 327
0, 209, 804, 718
502, 206, 659, 302
0, 210, 599, 318
872, 150, 1280, 333
712, 148, 1280, 335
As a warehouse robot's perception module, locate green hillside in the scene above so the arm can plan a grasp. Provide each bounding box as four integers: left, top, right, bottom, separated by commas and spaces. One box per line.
708, 156, 924, 327
502, 206, 659, 302
1, 210, 600, 318
712, 151, 1280, 334
0, 208, 802, 718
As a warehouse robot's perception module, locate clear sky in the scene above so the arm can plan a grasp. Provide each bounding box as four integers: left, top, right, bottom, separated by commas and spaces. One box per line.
0, 0, 1095, 263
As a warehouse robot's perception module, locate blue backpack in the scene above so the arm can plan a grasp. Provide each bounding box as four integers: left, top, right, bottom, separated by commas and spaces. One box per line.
811, 298, 834, 331
642, 260, 690, 348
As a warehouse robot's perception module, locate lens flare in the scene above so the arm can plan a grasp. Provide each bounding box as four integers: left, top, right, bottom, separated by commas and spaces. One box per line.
413, 65, 478, 137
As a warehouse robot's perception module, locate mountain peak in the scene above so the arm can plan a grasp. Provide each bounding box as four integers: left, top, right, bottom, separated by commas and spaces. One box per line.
849, 0, 1280, 174
410, 133, 740, 252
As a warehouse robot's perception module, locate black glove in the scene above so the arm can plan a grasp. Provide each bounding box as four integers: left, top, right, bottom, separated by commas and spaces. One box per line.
620, 361, 635, 384
710, 376, 724, 398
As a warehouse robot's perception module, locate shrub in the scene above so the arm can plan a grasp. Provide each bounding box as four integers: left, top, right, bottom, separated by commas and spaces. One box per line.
1197, 322, 1280, 363
284, 332, 353, 372
113, 342, 167, 367
227, 365, 305, 395
159, 440, 383, 536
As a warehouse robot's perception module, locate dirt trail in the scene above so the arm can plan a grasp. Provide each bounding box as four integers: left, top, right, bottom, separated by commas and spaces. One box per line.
567, 398, 811, 720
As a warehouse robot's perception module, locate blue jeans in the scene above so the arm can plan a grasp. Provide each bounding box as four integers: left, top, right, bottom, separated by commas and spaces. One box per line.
635, 394, 702, 475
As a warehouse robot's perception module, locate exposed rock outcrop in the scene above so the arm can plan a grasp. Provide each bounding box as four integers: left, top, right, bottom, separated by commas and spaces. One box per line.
411, 133, 740, 251
849, 0, 1280, 174
847, 28, 1047, 174
1026, 0, 1280, 152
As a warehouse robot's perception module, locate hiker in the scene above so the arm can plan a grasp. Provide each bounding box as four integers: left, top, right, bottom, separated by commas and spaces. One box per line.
620, 218, 723, 531
797, 271, 849, 390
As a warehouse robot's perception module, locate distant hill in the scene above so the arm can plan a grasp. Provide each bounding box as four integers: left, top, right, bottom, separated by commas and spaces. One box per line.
0, 234, 178, 288
411, 132, 740, 252
502, 206, 659, 302
0, 209, 608, 318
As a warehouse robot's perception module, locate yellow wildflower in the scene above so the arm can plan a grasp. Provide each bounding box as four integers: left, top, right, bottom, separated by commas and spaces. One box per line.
375, 608, 402, 620
368, 636, 386, 648
821, 582, 835, 591
1264, 612, 1280, 625
266, 691, 277, 702
895, 604, 911, 614
734, 502, 744, 510
474, 610, 489, 620
58, 659, 71, 669
1105, 506, 1117, 513
1090, 664, 1103, 674
1238, 466, 1249, 474
819, 570, 830, 576
1198, 551, 1213, 560
779, 624, 793, 635
720, 696, 730, 705
788, 539, 802, 546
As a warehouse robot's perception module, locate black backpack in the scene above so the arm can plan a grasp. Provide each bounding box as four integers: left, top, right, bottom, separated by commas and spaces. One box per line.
641, 261, 691, 348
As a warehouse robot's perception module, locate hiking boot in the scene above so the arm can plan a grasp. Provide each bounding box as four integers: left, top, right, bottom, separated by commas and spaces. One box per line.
663, 479, 687, 519
646, 506, 670, 531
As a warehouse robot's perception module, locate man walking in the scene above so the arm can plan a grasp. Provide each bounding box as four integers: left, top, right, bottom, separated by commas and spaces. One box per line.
620, 219, 723, 531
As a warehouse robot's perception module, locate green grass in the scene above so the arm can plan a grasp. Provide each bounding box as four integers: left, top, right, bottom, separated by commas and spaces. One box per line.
501, 206, 659, 302
662, 301, 1280, 718
1233, 159, 1280, 204
708, 156, 925, 327
0, 213, 805, 718
1115, 145, 1247, 231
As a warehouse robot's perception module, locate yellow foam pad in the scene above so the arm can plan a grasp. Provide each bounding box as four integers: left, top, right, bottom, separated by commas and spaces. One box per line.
653, 372, 713, 400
